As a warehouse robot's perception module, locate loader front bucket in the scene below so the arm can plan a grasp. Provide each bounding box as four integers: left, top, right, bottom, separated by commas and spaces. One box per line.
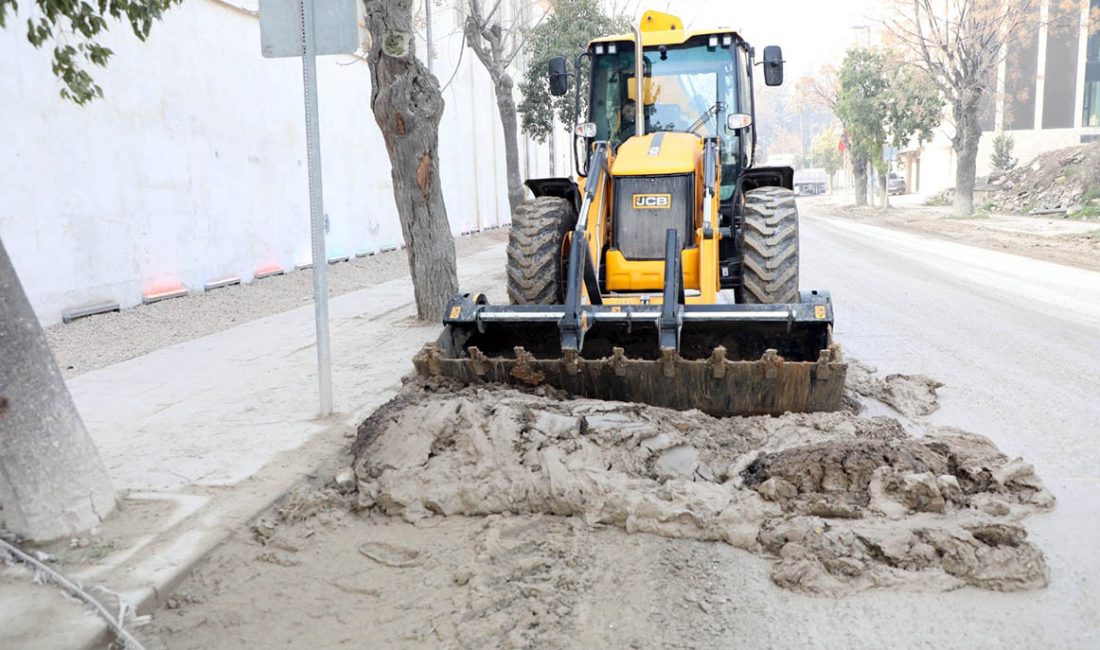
413, 292, 847, 417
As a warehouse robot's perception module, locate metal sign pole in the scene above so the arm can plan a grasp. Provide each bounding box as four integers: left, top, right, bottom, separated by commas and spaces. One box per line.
299, 0, 333, 416
259, 0, 354, 417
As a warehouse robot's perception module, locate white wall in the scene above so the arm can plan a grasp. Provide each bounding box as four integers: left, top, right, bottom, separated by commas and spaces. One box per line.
0, 0, 558, 325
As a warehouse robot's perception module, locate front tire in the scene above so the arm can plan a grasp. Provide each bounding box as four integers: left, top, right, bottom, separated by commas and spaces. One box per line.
506, 196, 576, 305
739, 186, 800, 304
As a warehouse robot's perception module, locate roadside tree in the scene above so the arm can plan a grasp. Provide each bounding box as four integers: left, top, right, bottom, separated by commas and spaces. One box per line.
835, 48, 944, 208
887, 0, 1038, 216
834, 49, 888, 206
811, 126, 845, 193
364, 0, 458, 321
462, 0, 548, 212
516, 0, 629, 143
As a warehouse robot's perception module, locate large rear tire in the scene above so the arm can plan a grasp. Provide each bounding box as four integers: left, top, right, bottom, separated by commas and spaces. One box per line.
740, 186, 799, 304
507, 196, 576, 305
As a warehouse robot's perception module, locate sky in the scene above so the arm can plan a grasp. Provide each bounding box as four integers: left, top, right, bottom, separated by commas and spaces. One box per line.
623, 0, 885, 78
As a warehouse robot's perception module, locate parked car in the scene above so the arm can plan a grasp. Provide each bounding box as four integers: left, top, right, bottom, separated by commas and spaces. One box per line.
887, 172, 906, 195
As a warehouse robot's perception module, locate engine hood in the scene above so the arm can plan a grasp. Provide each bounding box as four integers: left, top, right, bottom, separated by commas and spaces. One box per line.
610, 132, 700, 176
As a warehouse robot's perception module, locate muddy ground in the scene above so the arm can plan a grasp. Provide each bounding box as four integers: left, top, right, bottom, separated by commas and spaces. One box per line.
806, 197, 1100, 273
142, 362, 1053, 649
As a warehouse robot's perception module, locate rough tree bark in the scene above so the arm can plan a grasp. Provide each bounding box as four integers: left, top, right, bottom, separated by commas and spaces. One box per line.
0, 237, 116, 541
852, 154, 869, 207
464, 0, 530, 213
952, 90, 983, 217
364, 0, 458, 321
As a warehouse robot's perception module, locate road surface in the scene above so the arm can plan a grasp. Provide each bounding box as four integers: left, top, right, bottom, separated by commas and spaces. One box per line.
136, 210, 1100, 650
749, 211, 1100, 647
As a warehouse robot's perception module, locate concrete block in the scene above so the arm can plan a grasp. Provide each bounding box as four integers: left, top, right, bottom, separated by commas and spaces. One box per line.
62, 302, 120, 323
204, 276, 240, 291
142, 288, 188, 304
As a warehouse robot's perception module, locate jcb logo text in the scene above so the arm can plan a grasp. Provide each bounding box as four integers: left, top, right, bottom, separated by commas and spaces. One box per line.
632, 193, 671, 209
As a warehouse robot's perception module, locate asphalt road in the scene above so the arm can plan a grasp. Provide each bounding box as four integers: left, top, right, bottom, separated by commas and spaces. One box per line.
788, 211, 1100, 647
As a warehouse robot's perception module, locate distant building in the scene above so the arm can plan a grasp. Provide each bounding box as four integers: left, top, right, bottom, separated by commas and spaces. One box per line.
901, 0, 1100, 195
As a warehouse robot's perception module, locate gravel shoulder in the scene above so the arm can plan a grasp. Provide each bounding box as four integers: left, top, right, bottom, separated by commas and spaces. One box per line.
46, 230, 509, 378
803, 195, 1100, 272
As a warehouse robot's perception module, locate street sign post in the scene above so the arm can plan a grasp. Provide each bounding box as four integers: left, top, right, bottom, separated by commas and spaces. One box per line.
259, 0, 357, 416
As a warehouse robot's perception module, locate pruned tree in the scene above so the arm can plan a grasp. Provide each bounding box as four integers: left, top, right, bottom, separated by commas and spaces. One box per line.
886, 0, 1038, 216
516, 0, 630, 142
364, 0, 458, 321
0, 0, 180, 104
462, 0, 548, 213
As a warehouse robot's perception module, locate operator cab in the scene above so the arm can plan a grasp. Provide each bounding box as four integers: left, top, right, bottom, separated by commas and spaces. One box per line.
585, 31, 755, 203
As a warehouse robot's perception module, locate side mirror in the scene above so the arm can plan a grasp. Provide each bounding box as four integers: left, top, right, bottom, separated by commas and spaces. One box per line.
726, 113, 753, 131
762, 46, 784, 86
574, 122, 597, 138
548, 56, 569, 96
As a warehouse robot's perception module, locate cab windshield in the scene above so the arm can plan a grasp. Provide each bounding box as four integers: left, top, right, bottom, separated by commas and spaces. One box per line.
588, 35, 746, 198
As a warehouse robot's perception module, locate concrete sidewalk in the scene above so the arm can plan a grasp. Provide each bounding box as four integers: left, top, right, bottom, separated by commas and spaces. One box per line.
1, 243, 508, 649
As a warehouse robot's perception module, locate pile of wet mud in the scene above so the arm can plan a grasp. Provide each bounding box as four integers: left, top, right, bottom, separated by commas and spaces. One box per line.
347, 366, 1053, 596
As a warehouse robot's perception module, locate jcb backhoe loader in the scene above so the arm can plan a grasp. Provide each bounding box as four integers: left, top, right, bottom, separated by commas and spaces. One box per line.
414, 10, 847, 416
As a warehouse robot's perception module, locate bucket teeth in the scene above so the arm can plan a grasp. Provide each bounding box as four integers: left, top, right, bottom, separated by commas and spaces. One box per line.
707, 346, 727, 379
660, 349, 678, 378
562, 349, 580, 375
414, 338, 847, 417
510, 346, 545, 386
761, 349, 781, 379
466, 346, 488, 377
414, 342, 443, 376
815, 348, 833, 381
609, 347, 628, 377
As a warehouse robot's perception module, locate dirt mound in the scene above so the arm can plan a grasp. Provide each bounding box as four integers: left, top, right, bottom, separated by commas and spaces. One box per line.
845, 362, 943, 417
985, 141, 1100, 216
349, 378, 1052, 596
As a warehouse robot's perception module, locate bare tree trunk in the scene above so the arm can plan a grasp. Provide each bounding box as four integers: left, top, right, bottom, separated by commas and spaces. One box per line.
364, 0, 458, 321
495, 75, 526, 213
853, 155, 868, 207
463, 2, 527, 214
880, 172, 889, 209
0, 237, 116, 541
953, 100, 981, 217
